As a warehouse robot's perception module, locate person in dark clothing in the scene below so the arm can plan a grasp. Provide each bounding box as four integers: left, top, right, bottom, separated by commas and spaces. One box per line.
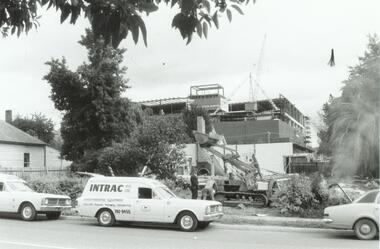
190, 171, 199, 199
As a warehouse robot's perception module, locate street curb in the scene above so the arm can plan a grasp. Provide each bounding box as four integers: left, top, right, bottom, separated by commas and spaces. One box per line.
211, 223, 333, 233
216, 214, 325, 229
62, 214, 326, 229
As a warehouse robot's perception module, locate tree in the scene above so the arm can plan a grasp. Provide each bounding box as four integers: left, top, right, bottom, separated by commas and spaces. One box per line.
316, 95, 333, 156
1, 0, 251, 47
44, 29, 143, 162
96, 115, 190, 178
12, 113, 55, 144
317, 35, 380, 178
134, 115, 190, 178
182, 104, 212, 140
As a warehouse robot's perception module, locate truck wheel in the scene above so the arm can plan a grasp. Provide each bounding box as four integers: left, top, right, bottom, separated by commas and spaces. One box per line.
354, 218, 377, 240
198, 221, 210, 229
177, 211, 198, 232
20, 203, 37, 221
46, 212, 61, 220
97, 209, 115, 227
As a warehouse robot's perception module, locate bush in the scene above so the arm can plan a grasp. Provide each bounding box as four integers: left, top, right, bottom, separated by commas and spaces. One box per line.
160, 178, 191, 199
25, 175, 86, 201
272, 175, 316, 215
310, 173, 330, 206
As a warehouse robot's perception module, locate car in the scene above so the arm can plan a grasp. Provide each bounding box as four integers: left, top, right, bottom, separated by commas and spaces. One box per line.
0, 173, 71, 221
323, 189, 379, 240
76, 176, 223, 231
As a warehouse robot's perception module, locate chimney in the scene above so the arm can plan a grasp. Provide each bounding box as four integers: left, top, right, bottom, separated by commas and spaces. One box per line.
5, 110, 12, 123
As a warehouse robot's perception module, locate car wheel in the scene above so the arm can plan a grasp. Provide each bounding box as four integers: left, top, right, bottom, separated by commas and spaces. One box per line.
177, 211, 198, 232
198, 221, 210, 229
97, 209, 115, 227
46, 212, 61, 220
20, 203, 37, 221
354, 218, 377, 240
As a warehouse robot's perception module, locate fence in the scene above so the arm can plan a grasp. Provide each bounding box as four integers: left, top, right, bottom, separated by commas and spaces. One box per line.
287, 162, 331, 175
0, 167, 70, 178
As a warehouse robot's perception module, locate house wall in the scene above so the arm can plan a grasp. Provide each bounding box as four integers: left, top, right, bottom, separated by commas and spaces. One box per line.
0, 143, 45, 169
45, 146, 71, 170
0, 144, 71, 170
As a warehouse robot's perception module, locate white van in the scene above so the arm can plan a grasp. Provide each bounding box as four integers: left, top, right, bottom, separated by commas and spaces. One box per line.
77, 176, 223, 231
0, 174, 71, 221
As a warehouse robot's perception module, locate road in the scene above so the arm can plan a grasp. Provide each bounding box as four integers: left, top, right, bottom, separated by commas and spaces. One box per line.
0, 215, 378, 249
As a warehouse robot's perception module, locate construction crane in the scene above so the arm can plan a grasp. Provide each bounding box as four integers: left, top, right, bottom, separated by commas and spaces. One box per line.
228, 35, 267, 102
250, 35, 281, 112
251, 34, 266, 103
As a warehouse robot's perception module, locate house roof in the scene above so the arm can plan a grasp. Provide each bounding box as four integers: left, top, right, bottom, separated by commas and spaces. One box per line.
0, 120, 46, 146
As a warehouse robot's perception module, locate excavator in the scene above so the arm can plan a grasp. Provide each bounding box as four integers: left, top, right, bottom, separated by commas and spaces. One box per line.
193, 130, 291, 207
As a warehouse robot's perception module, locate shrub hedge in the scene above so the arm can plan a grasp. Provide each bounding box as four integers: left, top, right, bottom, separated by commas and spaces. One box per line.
23, 175, 86, 201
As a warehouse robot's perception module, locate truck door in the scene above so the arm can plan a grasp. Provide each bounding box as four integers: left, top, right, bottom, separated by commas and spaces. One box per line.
134, 187, 165, 222
0, 182, 13, 212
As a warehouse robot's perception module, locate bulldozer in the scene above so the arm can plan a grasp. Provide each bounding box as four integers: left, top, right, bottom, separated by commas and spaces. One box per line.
193, 130, 291, 207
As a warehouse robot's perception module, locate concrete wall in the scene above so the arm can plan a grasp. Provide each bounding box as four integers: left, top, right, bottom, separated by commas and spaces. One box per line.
214, 120, 280, 144
226, 143, 294, 174
0, 143, 45, 169
182, 142, 294, 174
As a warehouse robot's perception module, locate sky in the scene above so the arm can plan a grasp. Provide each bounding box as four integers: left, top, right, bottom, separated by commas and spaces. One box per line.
0, 0, 379, 147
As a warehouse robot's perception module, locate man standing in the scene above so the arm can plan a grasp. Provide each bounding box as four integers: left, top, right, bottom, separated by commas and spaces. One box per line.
202, 178, 216, 200
190, 170, 198, 199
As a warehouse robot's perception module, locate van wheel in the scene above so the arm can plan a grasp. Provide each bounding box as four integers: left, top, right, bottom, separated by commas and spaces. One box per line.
198, 221, 210, 229
97, 209, 115, 227
354, 218, 377, 240
46, 212, 61, 220
177, 211, 198, 232
20, 203, 37, 221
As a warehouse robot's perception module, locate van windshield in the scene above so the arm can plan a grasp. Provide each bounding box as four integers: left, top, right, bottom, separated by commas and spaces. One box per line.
7, 181, 33, 192
155, 187, 177, 199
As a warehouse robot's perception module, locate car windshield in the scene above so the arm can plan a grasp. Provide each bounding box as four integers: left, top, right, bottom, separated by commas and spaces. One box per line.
7, 181, 33, 192
354, 190, 379, 203
155, 186, 177, 199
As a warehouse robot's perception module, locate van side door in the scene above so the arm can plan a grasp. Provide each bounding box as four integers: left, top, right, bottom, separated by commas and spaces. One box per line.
0, 182, 13, 212
134, 187, 165, 222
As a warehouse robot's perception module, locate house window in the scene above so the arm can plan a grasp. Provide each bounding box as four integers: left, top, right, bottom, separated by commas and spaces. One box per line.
24, 153, 30, 168
0, 182, 4, 191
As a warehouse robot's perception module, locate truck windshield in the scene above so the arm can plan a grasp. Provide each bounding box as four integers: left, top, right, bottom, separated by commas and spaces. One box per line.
156, 187, 177, 199
7, 181, 33, 192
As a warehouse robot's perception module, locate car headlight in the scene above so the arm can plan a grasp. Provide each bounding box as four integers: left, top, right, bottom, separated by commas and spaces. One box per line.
41, 198, 49, 206
65, 199, 71, 206
217, 205, 223, 212
205, 206, 211, 215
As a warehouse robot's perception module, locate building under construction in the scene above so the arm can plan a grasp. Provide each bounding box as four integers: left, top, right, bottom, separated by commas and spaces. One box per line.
140, 84, 312, 150
140, 84, 314, 174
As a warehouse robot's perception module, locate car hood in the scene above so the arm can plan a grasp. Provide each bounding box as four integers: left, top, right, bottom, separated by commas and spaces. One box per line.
324, 203, 352, 212
15, 191, 70, 199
